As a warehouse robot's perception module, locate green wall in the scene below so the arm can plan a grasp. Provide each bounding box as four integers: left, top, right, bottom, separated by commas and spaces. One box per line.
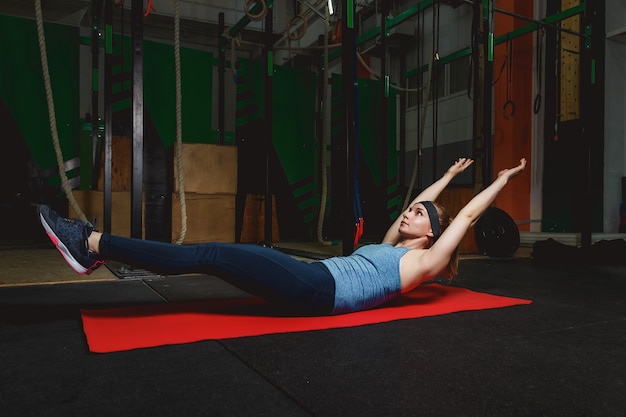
0, 13, 399, 238
143, 40, 214, 148
272, 64, 319, 222
0, 15, 79, 178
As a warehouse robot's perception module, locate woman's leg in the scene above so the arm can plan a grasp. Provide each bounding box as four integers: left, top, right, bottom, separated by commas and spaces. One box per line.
38, 204, 335, 314
99, 234, 336, 314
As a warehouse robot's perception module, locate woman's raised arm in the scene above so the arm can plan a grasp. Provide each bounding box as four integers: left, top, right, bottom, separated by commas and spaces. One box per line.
382, 158, 474, 244
415, 158, 527, 278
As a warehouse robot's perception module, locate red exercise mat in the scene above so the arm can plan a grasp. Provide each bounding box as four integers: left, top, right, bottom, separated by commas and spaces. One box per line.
81, 284, 531, 353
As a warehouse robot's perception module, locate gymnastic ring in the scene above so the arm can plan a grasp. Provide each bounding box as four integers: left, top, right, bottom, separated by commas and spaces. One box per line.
244, 0, 268, 22
502, 100, 515, 120
287, 14, 308, 41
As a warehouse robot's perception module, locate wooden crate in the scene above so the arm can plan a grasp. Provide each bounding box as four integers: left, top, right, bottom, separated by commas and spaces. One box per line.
172, 193, 235, 243
240, 193, 280, 243
96, 136, 132, 191
95, 140, 237, 195
70, 191, 236, 244
173, 143, 237, 194
70, 190, 137, 237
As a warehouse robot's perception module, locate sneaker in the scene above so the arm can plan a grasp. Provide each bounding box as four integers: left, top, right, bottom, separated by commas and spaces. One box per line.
37, 205, 105, 275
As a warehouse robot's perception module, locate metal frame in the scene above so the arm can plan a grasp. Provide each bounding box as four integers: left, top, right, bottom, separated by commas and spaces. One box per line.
129, 0, 144, 239
263, 6, 274, 244
341, 0, 357, 255
103, 0, 113, 233
90, 0, 103, 191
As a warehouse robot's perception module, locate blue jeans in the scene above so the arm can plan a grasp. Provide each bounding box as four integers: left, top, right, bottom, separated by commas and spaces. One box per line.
99, 234, 336, 315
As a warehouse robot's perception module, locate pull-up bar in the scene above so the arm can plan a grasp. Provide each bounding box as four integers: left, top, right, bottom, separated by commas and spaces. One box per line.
494, 4, 587, 39
332, 0, 587, 69
406, 2, 587, 76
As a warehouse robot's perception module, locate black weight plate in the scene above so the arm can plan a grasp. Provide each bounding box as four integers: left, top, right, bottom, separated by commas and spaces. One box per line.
474, 207, 520, 257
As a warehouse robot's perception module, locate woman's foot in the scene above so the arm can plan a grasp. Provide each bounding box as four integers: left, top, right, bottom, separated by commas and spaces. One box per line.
37, 205, 105, 275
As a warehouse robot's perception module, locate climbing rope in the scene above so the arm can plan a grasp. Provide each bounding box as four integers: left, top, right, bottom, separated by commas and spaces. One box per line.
173, 0, 187, 244
34, 0, 89, 223
403, 3, 439, 210
222, 29, 243, 83
403, 56, 435, 211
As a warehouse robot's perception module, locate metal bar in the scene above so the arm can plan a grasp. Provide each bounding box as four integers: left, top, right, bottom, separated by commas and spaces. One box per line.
386, 0, 433, 29
399, 53, 406, 207
380, 3, 390, 232
579, 0, 603, 247
493, 4, 587, 39
486, 0, 494, 61
263, 6, 274, 244
329, 0, 433, 61
218, 12, 225, 145
341, 0, 356, 255
470, 0, 483, 188
405, 4, 587, 76
482, 0, 493, 184
300, 0, 325, 20
334, 1, 586, 65
131, 0, 144, 239
432, 2, 440, 178
103, 0, 113, 233
90, 0, 102, 190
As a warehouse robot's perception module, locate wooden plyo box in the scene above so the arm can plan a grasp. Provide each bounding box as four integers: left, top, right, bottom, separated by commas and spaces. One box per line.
173, 143, 237, 195
70, 190, 136, 237
95, 140, 237, 195
70, 190, 235, 244
240, 193, 280, 243
171, 193, 235, 243
96, 136, 132, 192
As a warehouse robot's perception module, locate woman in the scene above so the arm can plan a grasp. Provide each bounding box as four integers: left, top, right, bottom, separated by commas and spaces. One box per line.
38, 157, 526, 315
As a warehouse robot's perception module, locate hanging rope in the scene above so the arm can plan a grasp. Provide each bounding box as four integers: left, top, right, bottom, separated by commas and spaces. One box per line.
34, 0, 89, 223
223, 29, 242, 83
174, 0, 188, 244
403, 56, 436, 211
431, 2, 440, 179
502, 35, 515, 119
404, 4, 439, 210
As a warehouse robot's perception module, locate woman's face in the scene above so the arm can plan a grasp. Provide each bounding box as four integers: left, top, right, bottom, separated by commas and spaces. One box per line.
398, 203, 435, 239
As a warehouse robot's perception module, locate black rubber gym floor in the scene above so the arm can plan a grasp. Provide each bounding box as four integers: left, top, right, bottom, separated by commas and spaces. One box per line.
1, 256, 625, 416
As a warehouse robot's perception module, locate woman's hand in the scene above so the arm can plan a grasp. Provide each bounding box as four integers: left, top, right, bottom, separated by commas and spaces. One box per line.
446, 158, 474, 176
497, 158, 526, 182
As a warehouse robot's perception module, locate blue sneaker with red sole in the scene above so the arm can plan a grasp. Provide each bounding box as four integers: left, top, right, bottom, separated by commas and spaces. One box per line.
37, 205, 105, 275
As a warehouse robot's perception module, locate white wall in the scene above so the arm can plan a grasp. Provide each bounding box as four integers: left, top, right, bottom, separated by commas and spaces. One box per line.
403, 3, 474, 154
604, 0, 626, 232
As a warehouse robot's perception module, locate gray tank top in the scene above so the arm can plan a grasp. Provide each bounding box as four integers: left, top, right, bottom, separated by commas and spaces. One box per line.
320, 243, 411, 314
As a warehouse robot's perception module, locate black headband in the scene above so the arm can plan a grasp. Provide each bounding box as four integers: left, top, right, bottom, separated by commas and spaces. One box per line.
419, 201, 441, 241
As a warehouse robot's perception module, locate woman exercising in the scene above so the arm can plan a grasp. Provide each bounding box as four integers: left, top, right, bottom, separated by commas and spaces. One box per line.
38, 157, 526, 315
